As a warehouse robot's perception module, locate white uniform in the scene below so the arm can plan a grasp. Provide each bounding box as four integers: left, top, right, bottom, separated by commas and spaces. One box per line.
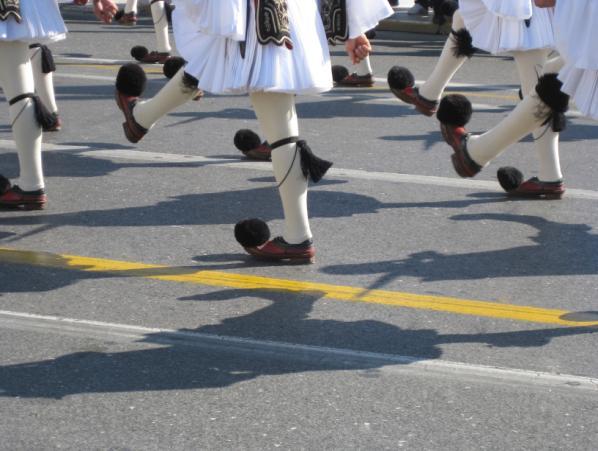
0, 0, 67, 43
459, 0, 554, 54
172, 0, 393, 95
555, 1, 598, 120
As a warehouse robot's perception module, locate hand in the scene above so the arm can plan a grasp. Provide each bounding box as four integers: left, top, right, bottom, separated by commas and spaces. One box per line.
93, 0, 118, 23
345, 34, 372, 65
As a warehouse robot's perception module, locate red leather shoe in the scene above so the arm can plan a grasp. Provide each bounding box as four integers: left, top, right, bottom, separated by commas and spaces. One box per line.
390, 85, 438, 117
0, 185, 47, 210
245, 237, 315, 263
244, 142, 272, 161
139, 51, 171, 64
508, 177, 565, 199
336, 73, 375, 88
115, 90, 148, 144
117, 12, 137, 26
440, 124, 481, 178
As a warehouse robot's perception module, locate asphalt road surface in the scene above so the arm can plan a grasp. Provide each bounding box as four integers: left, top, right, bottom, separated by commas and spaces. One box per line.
0, 17, 597, 450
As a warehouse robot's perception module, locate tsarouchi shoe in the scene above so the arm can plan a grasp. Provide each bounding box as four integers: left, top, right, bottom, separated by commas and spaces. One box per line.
335, 73, 375, 88
244, 237, 315, 264
138, 51, 171, 64
0, 185, 47, 210
497, 167, 565, 199
115, 90, 148, 144
440, 125, 481, 178
117, 12, 137, 26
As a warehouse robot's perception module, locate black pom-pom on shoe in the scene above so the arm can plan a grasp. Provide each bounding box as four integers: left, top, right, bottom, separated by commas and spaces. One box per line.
497, 167, 524, 192
131, 46, 149, 61
163, 56, 186, 79
234, 219, 271, 248
234, 129, 262, 153
387, 66, 415, 91
332, 65, 349, 83
437, 94, 472, 127
116, 63, 147, 97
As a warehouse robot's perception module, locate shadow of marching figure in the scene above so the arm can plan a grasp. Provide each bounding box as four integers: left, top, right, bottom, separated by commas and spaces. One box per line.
323, 213, 598, 289
0, 287, 595, 399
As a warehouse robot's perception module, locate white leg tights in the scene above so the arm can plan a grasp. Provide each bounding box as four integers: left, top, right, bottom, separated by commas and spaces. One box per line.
468, 56, 566, 168
419, 10, 468, 102
133, 68, 199, 129
354, 55, 373, 76
250, 92, 312, 244
0, 41, 44, 191
150, 0, 171, 53
124, 0, 138, 14
515, 49, 562, 181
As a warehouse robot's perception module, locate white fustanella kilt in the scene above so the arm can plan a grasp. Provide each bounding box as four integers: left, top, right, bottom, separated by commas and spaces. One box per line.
555, 0, 598, 120
0, 0, 66, 43
172, 0, 393, 95
459, 0, 554, 54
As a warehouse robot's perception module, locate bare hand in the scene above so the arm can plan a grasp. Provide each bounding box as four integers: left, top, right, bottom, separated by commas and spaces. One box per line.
345, 34, 372, 65
93, 0, 118, 23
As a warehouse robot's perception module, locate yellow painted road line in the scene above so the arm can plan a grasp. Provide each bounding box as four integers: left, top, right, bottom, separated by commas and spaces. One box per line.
62, 63, 164, 75
1, 247, 596, 327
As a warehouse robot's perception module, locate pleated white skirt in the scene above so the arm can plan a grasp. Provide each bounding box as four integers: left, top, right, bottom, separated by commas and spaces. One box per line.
554, 1, 598, 121
459, 0, 554, 54
173, 0, 392, 95
0, 0, 67, 43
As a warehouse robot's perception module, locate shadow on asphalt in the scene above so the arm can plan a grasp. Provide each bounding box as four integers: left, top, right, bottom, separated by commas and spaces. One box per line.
322, 212, 598, 286
0, 287, 596, 399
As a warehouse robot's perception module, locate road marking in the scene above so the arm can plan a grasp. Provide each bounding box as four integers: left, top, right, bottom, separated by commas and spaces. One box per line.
0, 309, 596, 391
2, 139, 598, 199
0, 247, 597, 327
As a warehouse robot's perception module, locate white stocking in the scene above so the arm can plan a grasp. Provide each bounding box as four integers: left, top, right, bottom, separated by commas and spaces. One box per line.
354, 55, 372, 76
29, 45, 58, 114
150, 0, 171, 53
468, 56, 566, 168
419, 10, 467, 101
0, 41, 43, 191
124, 0, 138, 14
514, 49, 562, 181
133, 68, 198, 129
250, 92, 312, 244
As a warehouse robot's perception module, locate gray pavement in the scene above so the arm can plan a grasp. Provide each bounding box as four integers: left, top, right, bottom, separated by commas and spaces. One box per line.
0, 19, 597, 450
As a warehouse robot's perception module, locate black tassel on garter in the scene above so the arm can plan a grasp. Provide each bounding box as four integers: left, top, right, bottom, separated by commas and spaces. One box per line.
9, 93, 58, 131
297, 140, 333, 183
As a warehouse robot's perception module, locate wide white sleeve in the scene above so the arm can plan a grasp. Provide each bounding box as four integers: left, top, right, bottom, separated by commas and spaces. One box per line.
346, 0, 394, 39
481, 0, 532, 20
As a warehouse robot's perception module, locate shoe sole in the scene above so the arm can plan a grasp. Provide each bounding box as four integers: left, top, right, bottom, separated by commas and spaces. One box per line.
390, 88, 436, 117
507, 191, 565, 200
0, 201, 45, 210
245, 247, 315, 264
115, 91, 144, 144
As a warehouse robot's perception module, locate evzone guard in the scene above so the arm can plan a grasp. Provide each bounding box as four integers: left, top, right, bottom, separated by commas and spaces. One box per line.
437, 0, 598, 199
114, 0, 394, 262
0, 0, 117, 209
388, 0, 563, 198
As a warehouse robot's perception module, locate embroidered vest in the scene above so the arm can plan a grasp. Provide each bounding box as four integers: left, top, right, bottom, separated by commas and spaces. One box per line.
254, 0, 349, 48
320, 0, 349, 44
0, 0, 21, 23
255, 0, 293, 48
